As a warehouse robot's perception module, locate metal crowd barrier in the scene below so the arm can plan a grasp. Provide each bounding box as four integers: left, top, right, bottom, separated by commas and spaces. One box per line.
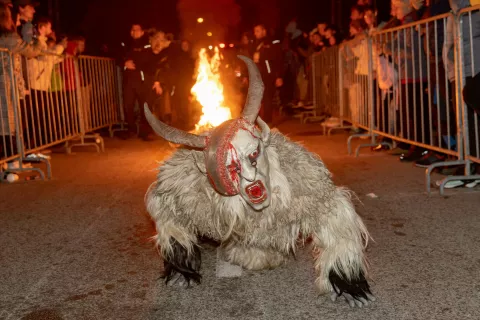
0, 48, 123, 182
435, 5, 480, 194
310, 5, 480, 195
307, 46, 339, 125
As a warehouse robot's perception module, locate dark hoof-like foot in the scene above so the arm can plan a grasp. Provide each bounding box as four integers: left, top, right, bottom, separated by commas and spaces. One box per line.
165, 270, 201, 288
329, 269, 376, 308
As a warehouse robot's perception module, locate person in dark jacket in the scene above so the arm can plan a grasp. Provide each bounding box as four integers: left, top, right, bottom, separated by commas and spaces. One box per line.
137, 31, 177, 135
121, 23, 150, 140
252, 23, 284, 124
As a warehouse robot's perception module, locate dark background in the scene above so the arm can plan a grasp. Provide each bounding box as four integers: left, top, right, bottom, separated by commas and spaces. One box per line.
37, 0, 391, 53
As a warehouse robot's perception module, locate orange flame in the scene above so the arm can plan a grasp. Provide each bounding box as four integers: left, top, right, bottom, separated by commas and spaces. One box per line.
191, 47, 232, 131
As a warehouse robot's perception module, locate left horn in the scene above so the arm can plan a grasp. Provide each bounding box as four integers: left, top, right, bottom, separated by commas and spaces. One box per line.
144, 103, 207, 148
238, 55, 264, 123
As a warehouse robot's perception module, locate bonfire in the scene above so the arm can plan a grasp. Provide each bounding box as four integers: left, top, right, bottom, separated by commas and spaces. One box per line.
191, 47, 232, 133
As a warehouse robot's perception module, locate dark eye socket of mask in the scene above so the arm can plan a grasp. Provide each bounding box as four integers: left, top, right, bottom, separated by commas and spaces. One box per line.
248, 145, 260, 165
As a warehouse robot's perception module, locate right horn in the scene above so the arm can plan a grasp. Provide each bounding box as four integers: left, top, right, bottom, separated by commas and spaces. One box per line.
144, 103, 207, 149
238, 55, 264, 123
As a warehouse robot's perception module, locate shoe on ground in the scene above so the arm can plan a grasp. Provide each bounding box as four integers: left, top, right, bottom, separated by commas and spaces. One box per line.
399, 147, 428, 162
371, 144, 390, 152
414, 151, 446, 168
435, 179, 465, 188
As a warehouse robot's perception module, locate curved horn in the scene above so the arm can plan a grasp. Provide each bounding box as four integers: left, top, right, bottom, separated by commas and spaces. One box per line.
238, 55, 264, 123
144, 103, 206, 148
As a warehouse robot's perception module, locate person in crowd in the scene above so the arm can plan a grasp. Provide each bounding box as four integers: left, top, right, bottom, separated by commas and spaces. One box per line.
285, 19, 310, 106
443, 0, 480, 175
252, 23, 284, 124
25, 17, 65, 145
324, 25, 341, 47
382, 0, 429, 162
317, 21, 328, 40
350, 5, 366, 22
137, 30, 175, 139
120, 23, 150, 139
13, 0, 36, 42
0, 1, 42, 154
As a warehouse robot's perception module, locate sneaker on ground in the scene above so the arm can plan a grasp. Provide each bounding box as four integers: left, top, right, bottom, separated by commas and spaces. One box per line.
26, 153, 51, 160
414, 151, 446, 168
435, 179, 464, 188
465, 180, 480, 188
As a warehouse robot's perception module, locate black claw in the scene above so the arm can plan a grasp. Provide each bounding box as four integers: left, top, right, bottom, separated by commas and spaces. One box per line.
162, 238, 202, 287
329, 268, 372, 302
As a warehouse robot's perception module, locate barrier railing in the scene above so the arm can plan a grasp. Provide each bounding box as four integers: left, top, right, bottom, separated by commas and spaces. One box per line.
1, 49, 21, 166
307, 46, 339, 125
435, 5, 480, 193
310, 5, 480, 195
0, 48, 122, 182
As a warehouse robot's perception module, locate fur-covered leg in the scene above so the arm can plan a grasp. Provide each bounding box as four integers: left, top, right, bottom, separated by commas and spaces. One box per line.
312, 187, 375, 307
151, 217, 202, 287
221, 242, 287, 270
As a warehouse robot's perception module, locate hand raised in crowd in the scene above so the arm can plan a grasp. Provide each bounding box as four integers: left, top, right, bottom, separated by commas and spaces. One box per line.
125, 60, 136, 70
153, 81, 163, 95
275, 78, 283, 88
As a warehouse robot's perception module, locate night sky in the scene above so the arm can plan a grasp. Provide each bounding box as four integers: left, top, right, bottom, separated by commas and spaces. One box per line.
36, 0, 391, 53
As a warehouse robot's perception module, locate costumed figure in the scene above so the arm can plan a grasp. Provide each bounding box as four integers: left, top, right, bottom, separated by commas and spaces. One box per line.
144, 56, 376, 308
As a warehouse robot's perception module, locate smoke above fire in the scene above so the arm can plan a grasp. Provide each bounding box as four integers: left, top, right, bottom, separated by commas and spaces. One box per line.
177, 0, 241, 43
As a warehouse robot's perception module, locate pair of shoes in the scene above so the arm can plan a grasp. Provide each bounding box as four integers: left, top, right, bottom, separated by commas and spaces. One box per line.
371, 144, 390, 152
26, 153, 51, 160
435, 179, 480, 188
399, 146, 428, 162
414, 151, 446, 168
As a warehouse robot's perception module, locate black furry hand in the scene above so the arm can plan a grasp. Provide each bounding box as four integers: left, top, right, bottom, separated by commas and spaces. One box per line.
329, 270, 376, 308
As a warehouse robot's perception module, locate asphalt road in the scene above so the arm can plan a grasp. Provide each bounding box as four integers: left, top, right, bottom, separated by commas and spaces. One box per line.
1, 120, 479, 320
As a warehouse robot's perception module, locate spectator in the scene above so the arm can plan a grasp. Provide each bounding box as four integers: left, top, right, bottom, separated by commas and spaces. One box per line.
120, 23, 150, 139
25, 17, 65, 145
445, 0, 480, 162
350, 5, 366, 22
13, 0, 36, 42
137, 30, 175, 139
317, 22, 328, 40
0, 1, 42, 152
252, 23, 284, 124
383, 0, 429, 161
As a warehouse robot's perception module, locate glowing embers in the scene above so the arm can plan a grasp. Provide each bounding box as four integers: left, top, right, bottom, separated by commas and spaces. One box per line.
191, 47, 232, 132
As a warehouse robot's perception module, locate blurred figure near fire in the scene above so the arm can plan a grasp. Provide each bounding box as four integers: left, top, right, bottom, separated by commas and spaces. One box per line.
121, 23, 150, 140
172, 39, 196, 130
137, 31, 178, 138
252, 24, 283, 124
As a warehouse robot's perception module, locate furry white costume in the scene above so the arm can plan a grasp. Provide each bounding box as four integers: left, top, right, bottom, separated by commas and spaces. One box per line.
144, 56, 375, 307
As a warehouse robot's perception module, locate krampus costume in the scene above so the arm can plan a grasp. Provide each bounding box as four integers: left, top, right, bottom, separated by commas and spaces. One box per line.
144, 56, 375, 307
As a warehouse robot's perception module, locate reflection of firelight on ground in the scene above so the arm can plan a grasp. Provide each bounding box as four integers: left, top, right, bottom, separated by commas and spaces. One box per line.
191, 47, 232, 133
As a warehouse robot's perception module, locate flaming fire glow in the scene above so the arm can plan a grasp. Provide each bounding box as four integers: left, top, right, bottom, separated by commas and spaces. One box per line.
191, 47, 232, 131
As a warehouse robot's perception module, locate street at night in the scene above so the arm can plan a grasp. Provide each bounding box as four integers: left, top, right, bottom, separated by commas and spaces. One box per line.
1, 121, 479, 320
